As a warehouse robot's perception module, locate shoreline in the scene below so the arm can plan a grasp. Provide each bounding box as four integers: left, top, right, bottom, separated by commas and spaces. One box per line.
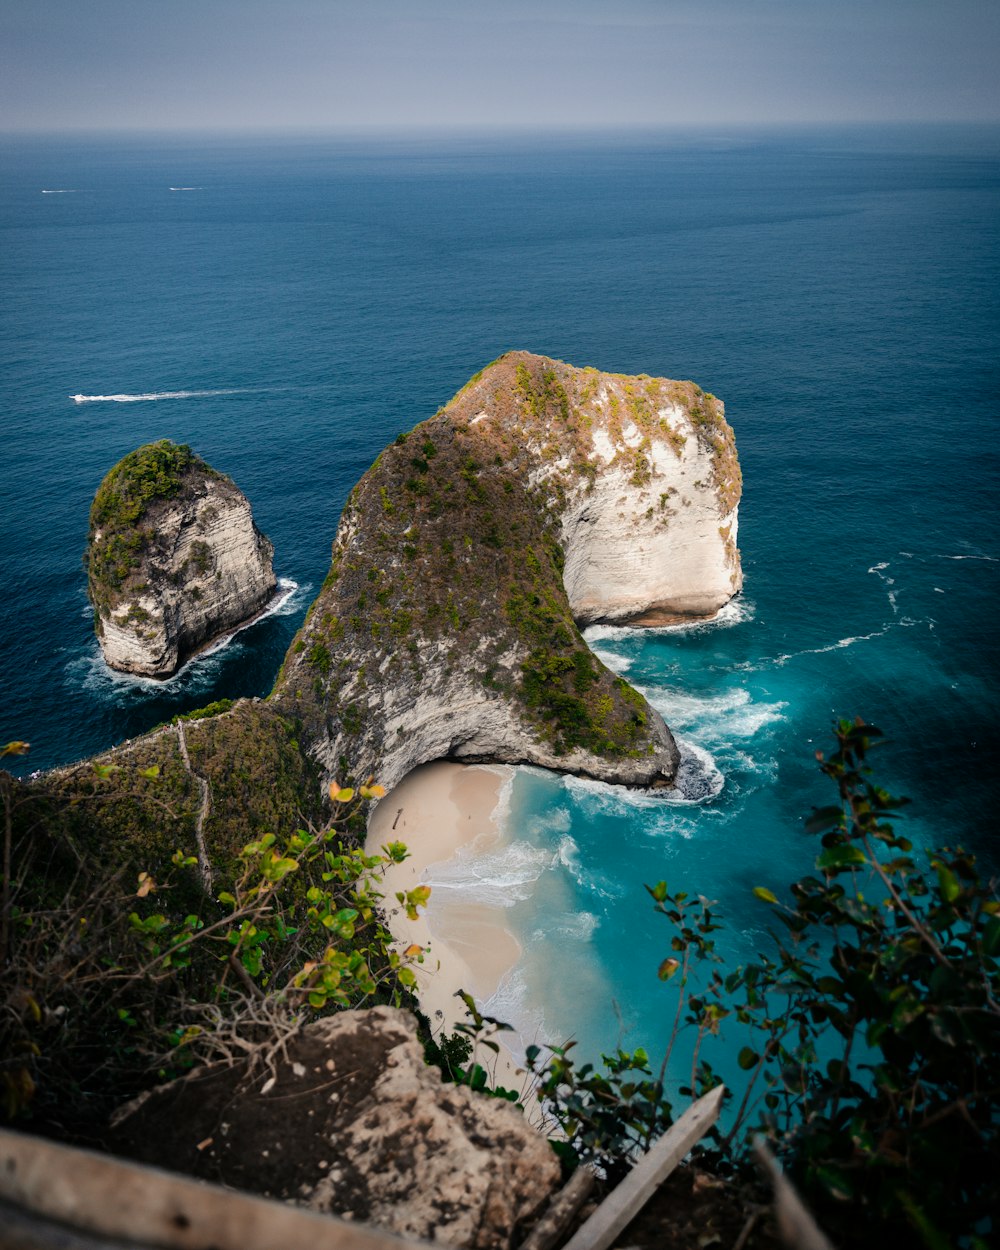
366, 760, 532, 1099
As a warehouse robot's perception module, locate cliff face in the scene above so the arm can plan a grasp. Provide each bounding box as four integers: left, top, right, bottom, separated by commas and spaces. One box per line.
273, 352, 741, 794
87, 441, 277, 678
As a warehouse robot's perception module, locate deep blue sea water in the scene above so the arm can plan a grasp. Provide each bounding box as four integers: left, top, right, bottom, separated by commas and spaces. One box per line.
2, 126, 998, 1072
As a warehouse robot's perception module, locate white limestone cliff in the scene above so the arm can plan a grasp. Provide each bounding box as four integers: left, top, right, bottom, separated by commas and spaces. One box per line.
88, 443, 276, 678
560, 396, 741, 624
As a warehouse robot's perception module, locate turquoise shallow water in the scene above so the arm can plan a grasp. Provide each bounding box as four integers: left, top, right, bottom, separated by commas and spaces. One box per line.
1, 126, 998, 1073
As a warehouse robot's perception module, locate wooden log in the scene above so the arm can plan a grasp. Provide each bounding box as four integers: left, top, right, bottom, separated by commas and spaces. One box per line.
559, 1084, 725, 1250
0, 1128, 421, 1250
753, 1139, 834, 1250
517, 1166, 596, 1250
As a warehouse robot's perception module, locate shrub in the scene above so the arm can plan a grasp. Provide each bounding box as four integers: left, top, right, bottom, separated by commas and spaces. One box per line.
528, 721, 1000, 1248
0, 764, 425, 1135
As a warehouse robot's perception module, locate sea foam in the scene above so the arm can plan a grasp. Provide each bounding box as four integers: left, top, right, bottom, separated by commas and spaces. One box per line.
66, 578, 303, 699
425, 840, 551, 908
584, 595, 756, 643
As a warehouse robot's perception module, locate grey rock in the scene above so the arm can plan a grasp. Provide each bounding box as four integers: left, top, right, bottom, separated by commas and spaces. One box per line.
87, 441, 277, 678
110, 1007, 561, 1250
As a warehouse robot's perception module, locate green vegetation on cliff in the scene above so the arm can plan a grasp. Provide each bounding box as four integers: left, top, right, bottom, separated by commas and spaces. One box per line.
85, 439, 223, 617
40, 700, 323, 876
0, 707, 419, 1137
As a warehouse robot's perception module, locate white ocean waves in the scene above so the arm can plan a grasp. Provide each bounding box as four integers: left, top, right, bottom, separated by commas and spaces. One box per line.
555, 833, 624, 898
535, 910, 601, 943
481, 964, 542, 1063
671, 595, 756, 632
773, 626, 893, 666
646, 684, 787, 742
582, 596, 755, 647
868, 560, 899, 615
584, 624, 642, 645
525, 805, 572, 839
564, 772, 661, 812
556, 832, 581, 874
262, 577, 306, 619
65, 577, 303, 698
588, 646, 633, 675
67, 641, 239, 704
492, 766, 516, 827
425, 840, 551, 908
562, 736, 724, 811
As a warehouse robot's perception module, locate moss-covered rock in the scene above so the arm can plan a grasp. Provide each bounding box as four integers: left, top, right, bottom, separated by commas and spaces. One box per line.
86, 440, 276, 678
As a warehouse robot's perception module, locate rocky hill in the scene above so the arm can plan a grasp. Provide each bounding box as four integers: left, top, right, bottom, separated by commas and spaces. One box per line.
86, 440, 276, 678
272, 351, 741, 794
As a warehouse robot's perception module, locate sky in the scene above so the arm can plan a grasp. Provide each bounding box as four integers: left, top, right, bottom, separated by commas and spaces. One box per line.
1, 0, 998, 133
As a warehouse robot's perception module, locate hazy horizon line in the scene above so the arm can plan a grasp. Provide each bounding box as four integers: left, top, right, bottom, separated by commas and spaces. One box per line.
4, 118, 1000, 141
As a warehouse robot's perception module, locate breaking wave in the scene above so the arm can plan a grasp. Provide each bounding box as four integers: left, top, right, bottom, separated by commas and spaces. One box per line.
582, 595, 755, 646
773, 626, 893, 665
65, 577, 304, 699
646, 684, 788, 743
425, 840, 551, 908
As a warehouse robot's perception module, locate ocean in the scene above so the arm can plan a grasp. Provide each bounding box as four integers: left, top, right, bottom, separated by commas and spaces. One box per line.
2, 124, 998, 1073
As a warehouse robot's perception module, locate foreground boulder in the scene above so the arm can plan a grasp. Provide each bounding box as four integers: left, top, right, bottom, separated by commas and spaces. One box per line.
86, 439, 277, 677
110, 1007, 561, 1250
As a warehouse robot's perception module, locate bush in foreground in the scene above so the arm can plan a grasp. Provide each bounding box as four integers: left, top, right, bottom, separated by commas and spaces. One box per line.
529, 721, 1000, 1249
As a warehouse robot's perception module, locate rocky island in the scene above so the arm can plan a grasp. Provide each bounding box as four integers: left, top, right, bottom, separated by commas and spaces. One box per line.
273, 351, 742, 793
86, 440, 277, 678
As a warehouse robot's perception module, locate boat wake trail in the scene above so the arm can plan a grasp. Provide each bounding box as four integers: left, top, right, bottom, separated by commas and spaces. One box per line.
71, 388, 256, 404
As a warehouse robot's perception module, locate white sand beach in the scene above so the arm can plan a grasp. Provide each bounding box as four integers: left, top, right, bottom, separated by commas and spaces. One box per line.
365, 760, 531, 1098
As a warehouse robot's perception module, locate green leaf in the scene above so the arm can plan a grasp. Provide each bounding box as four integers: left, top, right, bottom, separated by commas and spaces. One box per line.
934, 862, 961, 903
804, 805, 844, 835
737, 1047, 759, 1070
658, 957, 680, 981
753, 887, 779, 904
816, 844, 867, 871
266, 856, 300, 883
